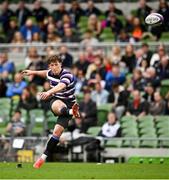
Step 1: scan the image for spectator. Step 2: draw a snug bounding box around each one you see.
[105,2,123,17]
[87,14,102,38]
[91,82,109,106]
[0,0,14,33]
[98,112,121,138]
[149,92,166,115]
[157,0,169,31]
[86,55,106,80]
[20,18,40,42]
[17,87,38,111]
[88,72,106,89]
[85,0,101,17]
[126,90,148,117]
[74,52,89,74]
[150,44,166,66]
[105,64,126,91]
[0,52,15,81]
[143,83,155,103]
[6,110,25,137]
[117,30,135,43]
[121,44,136,73]
[32,0,49,23]
[109,45,122,64]
[11,32,25,52]
[69,0,84,24]
[165,91,169,115]
[107,84,129,118]
[32,32,43,44]
[143,67,161,88]
[131,69,145,91]
[105,13,123,39]
[59,45,73,69]
[6,72,27,98]
[79,89,97,132]
[11,31,24,44]
[26,47,47,85]
[131,17,145,41]
[52,2,68,23]
[45,23,58,41]
[141,43,153,66]
[125,15,134,33]
[15,0,32,27]
[85,46,95,63]
[136,0,152,23]
[6,19,18,43]
[154,55,169,80]
[81,30,99,46]
[108,83,121,106]
[75,69,87,94]
[60,14,76,35]
[46,23,61,43]
[62,27,80,42]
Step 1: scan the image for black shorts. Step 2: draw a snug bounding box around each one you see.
[49,97,75,128]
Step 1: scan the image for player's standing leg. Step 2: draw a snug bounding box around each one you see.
[33,100,80,168]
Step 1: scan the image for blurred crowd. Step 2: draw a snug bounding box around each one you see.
[0,41,169,138]
[0,0,169,44]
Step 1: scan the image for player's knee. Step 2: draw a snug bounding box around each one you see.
[53,124,64,137]
[60,107,69,116]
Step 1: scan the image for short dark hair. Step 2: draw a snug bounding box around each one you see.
[47,55,63,64]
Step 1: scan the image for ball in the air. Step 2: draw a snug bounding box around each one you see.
[145,13,164,26]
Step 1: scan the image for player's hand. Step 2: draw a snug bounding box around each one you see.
[21,70,34,76]
[38,92,51,100]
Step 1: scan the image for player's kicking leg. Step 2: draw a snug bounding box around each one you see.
[33,100,80,169]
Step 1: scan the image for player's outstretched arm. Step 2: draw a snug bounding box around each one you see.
[22,70,48,78]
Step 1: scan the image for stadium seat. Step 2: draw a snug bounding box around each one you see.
[140,134,158,148]
[159,134,169,148]
[156,121,169,129]
[97,104,113,126]
[100,28,115,42]
[87,126,101,136]
[30,109,45,123]
[160,79,169,97]
[155,116,169,123]
[120,115,137,123]
[0,121,6,135]
[32,122,43,136]
[105,139,122,148]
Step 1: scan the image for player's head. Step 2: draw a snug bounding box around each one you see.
[47,55,63,74]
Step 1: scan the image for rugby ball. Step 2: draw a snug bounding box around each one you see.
[145,13,164,26]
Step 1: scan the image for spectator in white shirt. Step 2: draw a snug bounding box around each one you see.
[98,112,121,138]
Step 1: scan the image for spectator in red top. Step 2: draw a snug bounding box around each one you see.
[126,90,148,117]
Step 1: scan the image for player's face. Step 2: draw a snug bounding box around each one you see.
[49,62,62,75]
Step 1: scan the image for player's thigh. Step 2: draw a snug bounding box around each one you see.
[51,99,67,115]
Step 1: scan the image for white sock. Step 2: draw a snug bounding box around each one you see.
[41,154,47,161]
[69,109,73,115]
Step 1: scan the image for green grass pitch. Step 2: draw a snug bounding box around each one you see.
[0,162,169,179]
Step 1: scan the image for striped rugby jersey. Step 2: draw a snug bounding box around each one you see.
[47,68,76,102]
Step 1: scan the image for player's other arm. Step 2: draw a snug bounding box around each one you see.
[39,82,66,100]
[22,70,48,78]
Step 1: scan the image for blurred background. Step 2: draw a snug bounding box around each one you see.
[0,0,169,164]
